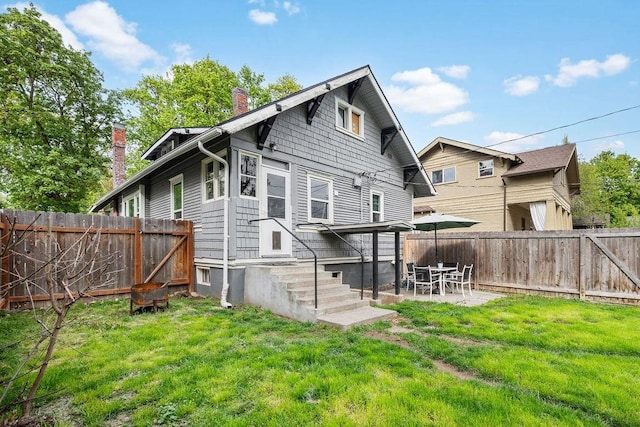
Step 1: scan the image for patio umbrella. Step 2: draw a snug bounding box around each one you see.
[412,213,480,259]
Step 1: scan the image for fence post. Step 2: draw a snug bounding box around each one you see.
[579,233,587,300]
[134,218,143,285]
[186,221,194,293]
[0,213,10,310]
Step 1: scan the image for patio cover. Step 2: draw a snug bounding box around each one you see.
[319,220,416,299]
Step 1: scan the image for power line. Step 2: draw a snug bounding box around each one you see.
[485,104,640,149]
[572,129,640,144]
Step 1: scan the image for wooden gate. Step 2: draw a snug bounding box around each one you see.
[0,210,194,310]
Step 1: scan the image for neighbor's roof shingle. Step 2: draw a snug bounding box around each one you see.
[502,143,576,177]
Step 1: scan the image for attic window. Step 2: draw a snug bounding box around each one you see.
[479,159,494,178]
[335,98,364,139]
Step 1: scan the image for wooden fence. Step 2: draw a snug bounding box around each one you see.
[404,228,640,304]
[0,210,194,310]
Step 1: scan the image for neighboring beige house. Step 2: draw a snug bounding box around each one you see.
[416,137,580,231]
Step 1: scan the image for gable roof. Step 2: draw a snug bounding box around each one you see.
[417,136,520,162]
[91,65,434,212]
[501,143,576,177]
[142,127,210,160]
[502,143,580,195]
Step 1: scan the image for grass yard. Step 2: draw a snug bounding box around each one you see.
[1,294,639,426]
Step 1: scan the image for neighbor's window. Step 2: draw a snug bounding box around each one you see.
[371,190,384,222]
[308,175,333,223]
[240,152,258,198]
[170,175,183,219]
[336,98,364,138]
[202,153,227,202]
[479,159,494,177]
[431,167,456,184]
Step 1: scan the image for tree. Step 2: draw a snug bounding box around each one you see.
[572,150,640,227]
[0,214,118,420]
[123,58,302,177]
[0,6,122,213]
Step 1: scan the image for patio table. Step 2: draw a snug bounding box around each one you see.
[418,265,456,295]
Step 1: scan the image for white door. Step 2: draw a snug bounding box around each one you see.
[259,165,292,257]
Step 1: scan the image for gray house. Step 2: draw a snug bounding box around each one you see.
[92,65,435,324]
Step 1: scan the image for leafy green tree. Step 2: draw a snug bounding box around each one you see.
[572,150,640,227]
[0,5,121,212]
[123,58,302,177]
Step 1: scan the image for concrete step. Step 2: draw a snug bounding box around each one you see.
[314,298,371,315]
[287,283,350,298]
[282,276,343,288]
[296,289,360,306]
[274,271,339,282]
[317,306,397,330]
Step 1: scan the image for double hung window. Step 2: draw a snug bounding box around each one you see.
[307,175,333,223]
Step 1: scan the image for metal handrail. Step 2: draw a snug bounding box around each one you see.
[300,223,365,300]
[248,217,318,309]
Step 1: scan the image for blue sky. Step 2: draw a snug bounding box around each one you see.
[9,0,639,160]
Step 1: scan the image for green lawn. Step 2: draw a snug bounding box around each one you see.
[1,295,638,426]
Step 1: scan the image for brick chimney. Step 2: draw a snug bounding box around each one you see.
[232,87,249,116]
[112,122,126,188]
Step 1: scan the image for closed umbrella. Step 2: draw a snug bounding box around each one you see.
[412,213,480,259]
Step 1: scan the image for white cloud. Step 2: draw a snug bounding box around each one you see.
[431,111,476,127]
[283,1,301,15]
[483,131,545,153]
[384,67,469,114]
[438,65,470,80]
[545,53,631,87]
[65,1,163,71]
[249,9,277,25]
[504,75,540,96]
[9,2,84,49]
[596,139,625,152]
[170,43,193,65]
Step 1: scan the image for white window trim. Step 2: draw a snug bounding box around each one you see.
[196,266,211,286]
[431,166,457,185]
[370,189,384,222]
[335,97,365,140]
[478,159,494,178]
[169,174,184,220]
[121,185,145,218]
[201,151,227,203]
[307,173,334,224]
[239,151,260,199]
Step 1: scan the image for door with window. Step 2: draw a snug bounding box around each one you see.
[259,165,292,256]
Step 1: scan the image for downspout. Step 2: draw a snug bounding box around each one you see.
[197,132,232,308]
[502,178,507,231]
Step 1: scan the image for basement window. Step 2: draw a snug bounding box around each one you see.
[196,267,211,286]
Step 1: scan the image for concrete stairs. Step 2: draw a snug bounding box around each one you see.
[244,264,396,330]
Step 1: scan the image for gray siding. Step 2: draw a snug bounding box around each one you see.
[143,84,413,264]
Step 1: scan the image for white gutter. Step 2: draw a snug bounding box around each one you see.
[196,131,232,308]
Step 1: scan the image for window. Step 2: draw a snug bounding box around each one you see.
[335,98,364,138]
[196,266,210,286]
[170,175,183,219]
[431,167,456,184]
[202,153,227,202]
[307,175,333,223]
[479,159,494,177]
[240,152,258,198]
[371,191,384,222]
[122,187,144,218]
